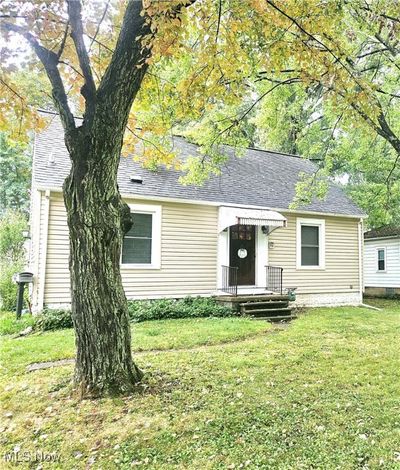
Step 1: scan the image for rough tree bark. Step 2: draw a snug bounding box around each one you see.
[60,0,152,397]
[1,0,193,397]
[63,127,142,396]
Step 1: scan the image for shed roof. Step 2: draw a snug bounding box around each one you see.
[364,226,400,239]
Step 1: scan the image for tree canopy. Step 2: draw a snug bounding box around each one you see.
[1,1,399,226]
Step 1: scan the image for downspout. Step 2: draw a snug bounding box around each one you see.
[358,218,364,303]
[31,189,42,311]
[38,190,51,312]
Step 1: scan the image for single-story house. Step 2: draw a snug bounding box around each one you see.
[28,115,365,311]
[364,226,400,297]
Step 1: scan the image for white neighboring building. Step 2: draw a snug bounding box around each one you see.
[364,227,400,297]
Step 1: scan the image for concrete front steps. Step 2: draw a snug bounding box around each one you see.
[215,294,296,322]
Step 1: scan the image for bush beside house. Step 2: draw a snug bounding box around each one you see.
[0,297,235,335]
[127,297,233,322]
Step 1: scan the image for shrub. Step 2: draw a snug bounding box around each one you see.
[0,262,24,311]
[0,311,35,336]
[0,210,27,310]
[0,210,27,261]
[34,308,73,331]
[127,296,234,322]
[30,297,234,332]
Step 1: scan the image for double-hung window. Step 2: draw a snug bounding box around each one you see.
[296,218,325,269]
[377,248,386,272]
[121,204,161,269]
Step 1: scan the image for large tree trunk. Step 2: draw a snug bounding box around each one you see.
[3,0,189,399]
[63,126,142,398]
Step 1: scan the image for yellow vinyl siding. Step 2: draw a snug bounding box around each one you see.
[30,190,52,309]
[44,194,70,304]
[43,193,218,304]
[121,199,218,298]
[268,213,360,294]
[41,192,360,304]
[30,189,45,308]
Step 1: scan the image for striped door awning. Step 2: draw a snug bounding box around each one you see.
[238,217,286,226]
[218,206,287,232]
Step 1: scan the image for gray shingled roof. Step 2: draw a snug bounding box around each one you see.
[364,226,400,239]
[33,114,364,217]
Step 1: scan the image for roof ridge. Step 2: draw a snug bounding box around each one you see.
[247,146,303,159]
[37,112,316,161]
[173,135,312,161]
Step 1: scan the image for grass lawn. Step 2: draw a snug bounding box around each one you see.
[1,303,399,469]
[0,311,35,336]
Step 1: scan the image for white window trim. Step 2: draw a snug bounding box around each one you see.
[296,218,326,270]
[376,247,387,273]
[121,203,161,270]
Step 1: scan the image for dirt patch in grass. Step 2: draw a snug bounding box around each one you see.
[26,324,282,372]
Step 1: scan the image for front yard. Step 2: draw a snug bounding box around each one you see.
[1,303,400,469]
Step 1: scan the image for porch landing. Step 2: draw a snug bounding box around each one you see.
[214,293,296,323]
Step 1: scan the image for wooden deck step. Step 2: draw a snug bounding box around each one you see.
[240,300,289,310]
[247,307,292,317]
[251,314,297,322]
[225,294,290,303]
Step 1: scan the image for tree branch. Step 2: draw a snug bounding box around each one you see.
[0,22,75,133]
[86,34,114,53]
[214,77,300,144]
[95,0,152,133]
[57,21,69,59]
[0,78,25,102]
[265,0,366,90]
[66,0,96,124]
[59,60,84,78]
[89,0,111,53]
[374,33,399,57]
[357,47,388,59]
[356,4,400,25]
[215,0,222,44]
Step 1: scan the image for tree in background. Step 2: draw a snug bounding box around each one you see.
[0,134,31,215]
[144,1,400,226]
[252,83,330,158]
[1,0,399,396]
[0,210,27,311]
[251,83,400,228]
[250,2,400,227]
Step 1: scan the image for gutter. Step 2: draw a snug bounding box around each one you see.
[34,185,366,220]
[364,235,400,241]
